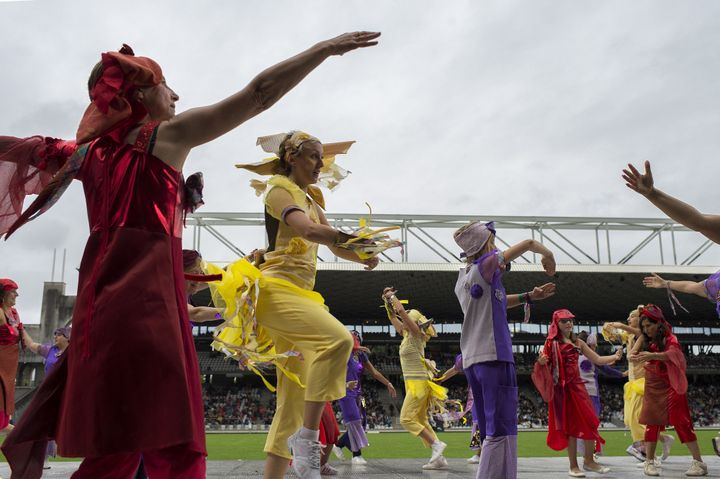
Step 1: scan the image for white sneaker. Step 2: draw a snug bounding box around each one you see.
[685,459,708,477]
[320,463,338,476]
[287,431,322,479]
[661,435,675,461]
[467,454,480,464]
[351,455,367,465]
[627,444,646,462]
[430,440,447,463]
[644,461,660,476]
[422,456,449,470]
[331,445,345,460]
[637,458,661,468]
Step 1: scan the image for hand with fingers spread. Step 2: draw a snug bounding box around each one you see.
[529,282,556,301]
[622,160,654,197]
[643,273,667,289]
[324,31,381,56]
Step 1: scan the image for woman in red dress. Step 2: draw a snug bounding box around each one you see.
[629,304,708,477]
[0,32,380,479]
[533,309,622,477]
[0,279,23,434]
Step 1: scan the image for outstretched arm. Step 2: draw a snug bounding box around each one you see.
[623,161,720,244]
[383,287,422,336]
[507,282,556,309]
[156,32,380,169]
[503,239,555,276]
[579,339,623,366]
[21,330,43,355]
[188,305,224,323]
[642,273,707,298]
[364,359,397,398]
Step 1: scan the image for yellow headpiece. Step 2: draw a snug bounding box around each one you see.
[408,309,437,337]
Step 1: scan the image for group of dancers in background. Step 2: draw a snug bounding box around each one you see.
[0,26,719,479]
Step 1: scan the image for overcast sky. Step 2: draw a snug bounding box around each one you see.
[2,0,720,322]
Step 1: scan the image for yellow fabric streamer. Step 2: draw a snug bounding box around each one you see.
[624,377,645,400]
[206,258,328,391]
[334,203,403,260]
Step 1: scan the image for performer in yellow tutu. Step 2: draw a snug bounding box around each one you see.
[603,305,674,466]
[211,131,399,479]
[382,286,450,471]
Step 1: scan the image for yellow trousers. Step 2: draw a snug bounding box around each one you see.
[258,281,353,459]
[624,378,646,442]
[400,379,445,447]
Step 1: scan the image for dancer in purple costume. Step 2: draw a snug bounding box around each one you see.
[453,221,556,479]
[335,330,396,465]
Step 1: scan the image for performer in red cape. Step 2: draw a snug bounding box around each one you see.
[0,279,24,434]
[0,32,380,479]
[533,309,622,477]
[629,304,708,477]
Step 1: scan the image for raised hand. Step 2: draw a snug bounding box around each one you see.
[643,273,666,289]
[541,253,556,276]
[324,31,381,56]
[622,160,654,197]
[529,282,556,301]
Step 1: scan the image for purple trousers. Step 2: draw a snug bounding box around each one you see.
[465,361,518,479]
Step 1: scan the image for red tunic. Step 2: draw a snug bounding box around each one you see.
[0,308,21,416]
[546,341,605,451]
[2,123,206,468]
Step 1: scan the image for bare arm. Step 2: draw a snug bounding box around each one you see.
[506,283,556,309]
[579,339,623,366]
[364,359,397,398]
[382,288,405,335]
[382,287,422,336]
[607,322,641,337]
[623,161,720,244]
[0,309,6,326]
[435,365,460,383]
[317,208,378,270]
[628,335,646,360]
[187,305,223,323]
[21,330,41,355]
[503,239,555,276]
[155,32,380,170]
[642,273,707,298]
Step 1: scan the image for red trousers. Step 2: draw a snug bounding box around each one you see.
[645,424,696,444]
[70,444,205,479]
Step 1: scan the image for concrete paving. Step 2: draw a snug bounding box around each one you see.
[3,456,720,478]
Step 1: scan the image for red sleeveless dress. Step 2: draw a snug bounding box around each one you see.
[2,123,206,466]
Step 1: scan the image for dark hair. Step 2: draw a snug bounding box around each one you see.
[577,331,589,343]
[639,316,667,352]
[87,61,104,100]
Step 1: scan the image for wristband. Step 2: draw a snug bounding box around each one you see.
[214,312,223,320]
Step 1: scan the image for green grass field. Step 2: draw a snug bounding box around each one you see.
[26,429,719,463]
[198,429,720,461]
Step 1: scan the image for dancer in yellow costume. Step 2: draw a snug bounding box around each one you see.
[603,305,674,466]
[212,131,399,479]
[382,286,450,470]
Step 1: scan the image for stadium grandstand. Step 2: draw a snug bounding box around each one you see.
[15,213,720,435]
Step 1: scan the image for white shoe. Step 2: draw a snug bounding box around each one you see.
[320,463,338,476]
[422,456,449,470]
[567,470,585,478]
[627,444,646,462]
[644,461,660,476]
[430,440,447,463]
[583,462,610,474]
[685,459,708,477]
[287,431,322,479]
[331,445,345,460]
[661,435,675,461]
[637,458,661,468]
[351,455,367,465]
[467,454,480,464]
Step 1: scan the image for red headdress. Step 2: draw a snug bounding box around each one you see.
[640,303,688,394]
[532,309,576,402]
[1,45,162,238]
[0,279,18,291]
[76,44,163,144]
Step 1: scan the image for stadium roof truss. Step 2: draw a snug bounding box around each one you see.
[187,212,719,267]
